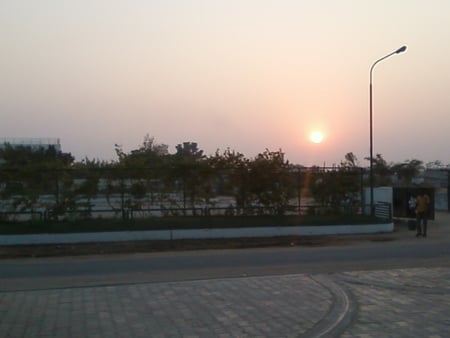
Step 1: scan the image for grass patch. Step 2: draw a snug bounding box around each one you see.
[0,214,388,235]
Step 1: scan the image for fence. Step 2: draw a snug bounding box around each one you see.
[0,166,370,222]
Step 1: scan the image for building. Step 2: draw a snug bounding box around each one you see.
[0,137,61,152]
[423,169,450,211]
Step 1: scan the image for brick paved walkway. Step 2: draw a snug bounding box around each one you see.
[1,267,450,337]
[338,268,450,338]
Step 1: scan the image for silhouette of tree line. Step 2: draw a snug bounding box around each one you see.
[0,135,428,221]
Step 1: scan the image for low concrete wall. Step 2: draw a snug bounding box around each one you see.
[0,223,394,246]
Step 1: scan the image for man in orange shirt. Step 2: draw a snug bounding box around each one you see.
[416,190,431,237]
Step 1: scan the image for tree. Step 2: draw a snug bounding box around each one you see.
[426,160,446,169]
[169,142,210,213]
[365,153,393,186]
[247,149,296,214]
[138,134,169,156]
[111,136,171,217]
[174,142,204,160]
[71,158,109,216]
[209,148,251,213]
[0,144,75,218]
[310,154,363,213]
[341,152,359,168]
[392,159,424,186]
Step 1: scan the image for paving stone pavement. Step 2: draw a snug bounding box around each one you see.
[2,212,450,337]
[1,267,450,337]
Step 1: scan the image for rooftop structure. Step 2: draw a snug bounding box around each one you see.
[0,137,61,152]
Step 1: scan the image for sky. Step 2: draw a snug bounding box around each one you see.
[1,1,450,167]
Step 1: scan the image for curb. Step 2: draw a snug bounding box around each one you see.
[0,223,394,246]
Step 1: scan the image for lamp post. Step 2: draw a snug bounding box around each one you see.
[369,45,407,215]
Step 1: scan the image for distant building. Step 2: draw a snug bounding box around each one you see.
[423,169,449,189]
[0,137,61,152]
[423,169,450,211]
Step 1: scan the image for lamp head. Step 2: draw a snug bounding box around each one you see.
[395,46,407,54]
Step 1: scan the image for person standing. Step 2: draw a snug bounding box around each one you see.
[408,195,416,218]
[416,190,431,237]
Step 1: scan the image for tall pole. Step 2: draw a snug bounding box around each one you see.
[369,45,407,215]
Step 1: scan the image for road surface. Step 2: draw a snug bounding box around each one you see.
[1,235,449,291]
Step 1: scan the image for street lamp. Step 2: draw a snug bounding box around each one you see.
[369,45,407,215]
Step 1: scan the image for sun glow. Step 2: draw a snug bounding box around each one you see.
[309,131,324,144]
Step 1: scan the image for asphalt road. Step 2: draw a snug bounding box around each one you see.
[2,236,450,291]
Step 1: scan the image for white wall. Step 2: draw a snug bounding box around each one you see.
[364,186,393,216]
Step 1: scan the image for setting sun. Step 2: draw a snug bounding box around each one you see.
[310,131,324,144]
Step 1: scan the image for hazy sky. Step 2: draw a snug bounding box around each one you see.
[1,1,450,166]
